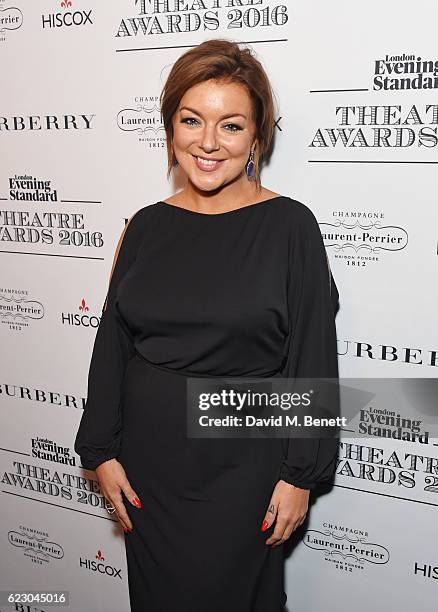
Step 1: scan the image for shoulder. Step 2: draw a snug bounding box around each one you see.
[275,196,321,234]
[116,203,158,246]
[124,202,156,232]
[109,204,156,271]
[278,196,318,221]
[277,198,328,261]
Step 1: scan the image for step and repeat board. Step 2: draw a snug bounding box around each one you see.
[1,1,437,611]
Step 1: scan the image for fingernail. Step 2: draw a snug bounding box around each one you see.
[132,497,142,508]
[123,527,128,533]
[261,520,269,532]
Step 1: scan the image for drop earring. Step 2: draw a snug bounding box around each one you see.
[246,147,255,180]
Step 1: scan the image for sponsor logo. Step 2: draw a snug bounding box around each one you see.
[42,0,93,30]
[0,3,23,43]
[8,525,64,565]
[61,298,102,328]
[321,210,408,267]
[79,550,123,580]
[303,522,389,574]
[374,54,438,91]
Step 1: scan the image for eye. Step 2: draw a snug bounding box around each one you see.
[180,117,199,126]
[223,123,243,132]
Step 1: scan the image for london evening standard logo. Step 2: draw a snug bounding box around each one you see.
[9,174,58,202]
[310,51,438,153]
[357,407,430,445]
[0,3,23,43]
[32,436,77,467]
[374,53,438,91]
[41,0,93,30]
[302,522,389,574]
[115,0,289,39]
[320,210,408,268]
[8,524,64,565]
[342,379,436,444]
[0,174,105,254]
[322,380,438,503]
[117,95,165,147]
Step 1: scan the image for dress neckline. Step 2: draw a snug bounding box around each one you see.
[156,195,284,217]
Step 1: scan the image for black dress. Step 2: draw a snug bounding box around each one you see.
[74,195,339,612]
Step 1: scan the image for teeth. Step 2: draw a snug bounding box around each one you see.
[197,156,218,166]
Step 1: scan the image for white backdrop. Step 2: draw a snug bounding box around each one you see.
[1,1,437,611]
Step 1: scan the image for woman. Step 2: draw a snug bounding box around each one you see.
[74,38,339,612]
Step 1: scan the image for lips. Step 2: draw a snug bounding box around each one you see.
[192,154,225,172]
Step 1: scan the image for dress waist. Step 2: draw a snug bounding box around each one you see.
[133,348,282,379]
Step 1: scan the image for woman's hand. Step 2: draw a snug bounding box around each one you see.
[260,479,310,547]
[95,458,142,533]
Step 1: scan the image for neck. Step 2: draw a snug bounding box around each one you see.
[177,176,263,214]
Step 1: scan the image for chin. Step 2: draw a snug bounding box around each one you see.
[192,184,224,195]
[188,175,226,191]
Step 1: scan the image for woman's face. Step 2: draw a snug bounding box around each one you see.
[171,79,257,192]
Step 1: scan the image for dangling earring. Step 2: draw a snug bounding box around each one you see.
[246,147,255,180]
[172,150,179,167]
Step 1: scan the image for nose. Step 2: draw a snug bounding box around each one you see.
[199,123,220,153]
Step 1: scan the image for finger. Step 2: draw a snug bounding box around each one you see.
[110,490,133,531]
[272,512,307,546]
[121,479,142,510]
[104,493,130,532]
[272,523,295,547]
[265,517,288,545]
[297,513,307,528]
[260,500,277,532]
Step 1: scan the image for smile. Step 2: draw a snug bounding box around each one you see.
[192,155,225,172]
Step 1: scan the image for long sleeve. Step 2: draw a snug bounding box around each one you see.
[74,209,145,471]
[279,201,340,490]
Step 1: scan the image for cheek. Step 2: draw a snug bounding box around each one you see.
[221,135,251,157]
[172,126,193,150]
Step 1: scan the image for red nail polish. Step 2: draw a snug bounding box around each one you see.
[261,520,269,532]
[123,527,128,533]
[132,497,142,508]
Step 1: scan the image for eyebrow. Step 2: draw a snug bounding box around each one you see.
[179,106,247,120]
